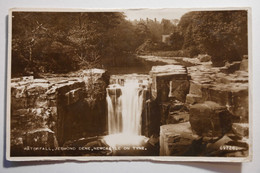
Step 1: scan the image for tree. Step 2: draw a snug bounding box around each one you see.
[134,21,151,45]
[11,12,133,76]
[169,30,184,50]
[177,10,248,66]
[161,19,174,34]
[146,18,163,42]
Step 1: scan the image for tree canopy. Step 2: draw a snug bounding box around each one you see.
[12,12,142,76]
[11,10,248,77]
[177,10,248,66]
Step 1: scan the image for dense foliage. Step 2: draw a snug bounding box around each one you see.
[135,10,248,66]
[12,12,143,76]
[177,10,248,66]
[11,10,248,76]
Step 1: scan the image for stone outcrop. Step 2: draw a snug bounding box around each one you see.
[148,65,190,138]
[11,52,249,157]
[150,65,189,102]
[10,69,108,156]
[189,101,234,137]
[153,55,249,157]
[160,122,200,156]
[205,134,249,157]
[160,101,189,125]
[186,63,248,123]
[232,123,249,138]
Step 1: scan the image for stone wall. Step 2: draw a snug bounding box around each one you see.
[10,69,108,156]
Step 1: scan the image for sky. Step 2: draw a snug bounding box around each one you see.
[122,8,191,21]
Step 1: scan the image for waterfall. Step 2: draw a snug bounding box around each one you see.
[106,79,145,136]
[104,75,150,147]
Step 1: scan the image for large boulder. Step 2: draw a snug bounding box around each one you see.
[168,80,190,102]
[150,65,189,102]
[26,128,58,147]
[232,123,249,138]
[160,122,201,156]
[166,111,189,124]
[190,101,234,137]
[201,85,248,123]
[220,61,241,74]
[205,134,248,157]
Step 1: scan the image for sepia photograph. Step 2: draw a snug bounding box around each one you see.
[6,8,251,162]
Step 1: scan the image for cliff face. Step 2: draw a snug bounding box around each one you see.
[10,55,249,157]
[10,69,109,156]
[186,59,248,123]
[149,56,249,157]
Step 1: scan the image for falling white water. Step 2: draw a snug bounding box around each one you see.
[107,79,145,135]
[122,80,144,135]
[105,76,149,147]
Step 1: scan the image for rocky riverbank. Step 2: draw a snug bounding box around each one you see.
[10,69,109,156]
[140,54,249,157]
[10,54,249,157]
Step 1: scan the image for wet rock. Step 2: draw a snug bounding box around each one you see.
[168,101,189,112]
[187,63,248,123]
[12,108,30,116]
[189,81,203,96]
[11,97,27,110]
[64,88,83,105]
[26,128,58,148]
[142,135,160,156]
[11,69,109,156]
[230,89,248,123]
[203,85,248,122]
[168,80,190,102]
[110,74,150,85]
[190,101,234,137]
[107,87,122,97]
[220,61,241,74]
[27,83,49,96]
[224,150,248,157]
[150,65,188,102]
[33,79,49,83]
[167,111,189,124]
[11,85,27,98]
[82,68,106,82]
[62,136,112,156]
[34,94,49,108]
[10,137,25,156]
[186,94,203,104]
[205,135,248,157]
[56,80,85,95]
[160,122,200,156]
[160,102,171,125]
[160,101,189,125]
[232,123,249,138]
[148,134,159,146]
[48,99,57,107]
[205,135,232,154]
